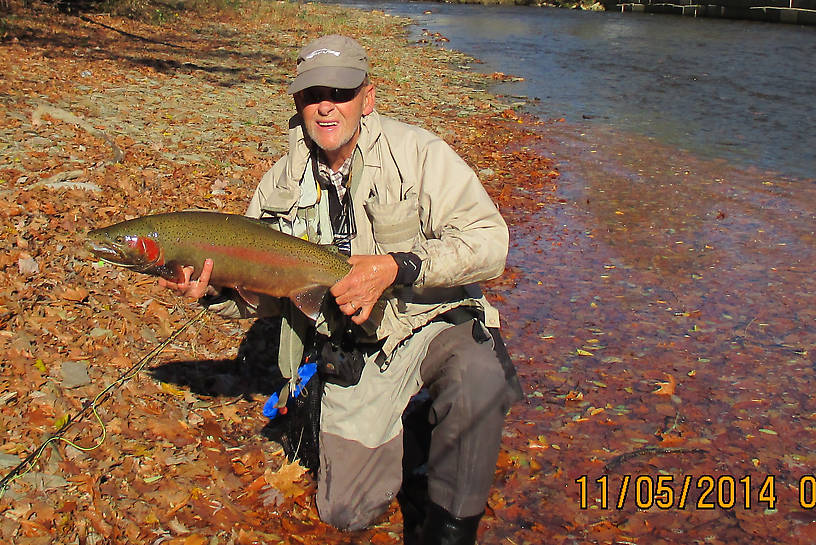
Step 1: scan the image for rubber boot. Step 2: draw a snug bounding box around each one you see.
[419,502,483,545]
[400,391,434,545]
[399,483,426,545]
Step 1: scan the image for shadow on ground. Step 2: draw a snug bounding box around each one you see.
[2,7,284,87]
[149,316,284,399]
[148,316,322,470]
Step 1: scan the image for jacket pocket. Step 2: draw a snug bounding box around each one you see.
[364,194,421,253]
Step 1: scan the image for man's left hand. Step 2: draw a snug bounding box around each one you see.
[331,254,398,325]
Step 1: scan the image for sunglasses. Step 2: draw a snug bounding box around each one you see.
[299,85,363,106]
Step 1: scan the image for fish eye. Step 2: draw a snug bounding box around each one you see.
[115,235,124,244]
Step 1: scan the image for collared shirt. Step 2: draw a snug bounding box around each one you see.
[315,151,355,255]
[316,153,353,202]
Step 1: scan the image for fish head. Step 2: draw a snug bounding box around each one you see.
[85,220,164,272]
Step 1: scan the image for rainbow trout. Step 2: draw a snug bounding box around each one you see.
[85,211,351,319]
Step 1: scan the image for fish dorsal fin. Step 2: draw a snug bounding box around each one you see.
[290,285,330,321]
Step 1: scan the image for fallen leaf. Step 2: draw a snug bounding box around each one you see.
[262,460,309,502]
[61,286,89,302]
[565,390,584,401]
[160,382,186,397]
[653,373,677,396]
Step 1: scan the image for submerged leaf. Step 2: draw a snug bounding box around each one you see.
[653,373,677,396]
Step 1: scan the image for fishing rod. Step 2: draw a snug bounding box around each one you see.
[0,307,207,496]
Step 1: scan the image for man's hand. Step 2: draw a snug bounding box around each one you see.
[158,258,216,300]
[331,254,398,325]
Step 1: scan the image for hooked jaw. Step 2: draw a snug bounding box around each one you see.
[84,235,133,267]
[84,232,161,270]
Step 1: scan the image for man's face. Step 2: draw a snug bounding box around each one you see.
[294,83,375,166]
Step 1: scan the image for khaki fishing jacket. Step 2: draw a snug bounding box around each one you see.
[250,110,508,341]
[206,111,508,444]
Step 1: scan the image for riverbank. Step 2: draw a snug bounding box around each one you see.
[0,2,557,543]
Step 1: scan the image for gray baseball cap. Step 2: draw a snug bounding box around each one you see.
[288,35,369,95]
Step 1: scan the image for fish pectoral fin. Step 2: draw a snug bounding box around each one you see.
[235,286,260,308]
[290,285,330,321]
[153,261,185,284]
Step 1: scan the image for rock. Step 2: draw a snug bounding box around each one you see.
[38,181,102,192]
[10,331,35,353]
[60,360,91,389]
[20,471,69,490]
[89,327,112,339]
[140,327,158,344]
[17,253,39,276]
[25,136,52,147]
[0,453,22,469]
[29,170,101,192]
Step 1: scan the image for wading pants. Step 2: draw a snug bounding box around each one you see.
[316,320,513,530]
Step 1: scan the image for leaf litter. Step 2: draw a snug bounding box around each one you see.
[0,1,556,544]
[4,1,813,544]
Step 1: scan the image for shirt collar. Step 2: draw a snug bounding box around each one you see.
[315,149,354,201]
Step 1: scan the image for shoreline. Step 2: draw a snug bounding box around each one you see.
[0,2,556,543]
[418,0,605,9]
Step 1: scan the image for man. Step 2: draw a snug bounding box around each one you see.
[162,35,521,545]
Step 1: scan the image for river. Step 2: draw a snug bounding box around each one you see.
[325,4,815,544]
[328,1,816,181]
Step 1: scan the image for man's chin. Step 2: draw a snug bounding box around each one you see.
[312,136,352,155]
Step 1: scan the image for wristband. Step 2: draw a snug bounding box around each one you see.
[389,252,422,286]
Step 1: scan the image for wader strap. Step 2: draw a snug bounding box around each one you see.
[276,300,310,408]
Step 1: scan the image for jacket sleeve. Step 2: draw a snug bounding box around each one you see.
[411,137,509,288]
[247,156,294,219]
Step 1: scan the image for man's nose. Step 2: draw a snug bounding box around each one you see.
[317,100,336,115]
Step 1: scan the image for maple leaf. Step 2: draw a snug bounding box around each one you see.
[262,460,309,503]
[653,373,677,396]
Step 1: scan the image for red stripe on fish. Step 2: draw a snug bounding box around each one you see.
[189,241,310,268]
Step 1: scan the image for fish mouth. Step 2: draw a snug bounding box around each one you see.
[83,237,139,268]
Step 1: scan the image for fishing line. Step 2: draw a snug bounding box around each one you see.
[0,307,207,498]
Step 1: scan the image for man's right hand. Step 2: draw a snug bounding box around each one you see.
[158,258,216,300]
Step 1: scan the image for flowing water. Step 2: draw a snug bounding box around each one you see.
[331,1,816,181]
[326,3,815,542]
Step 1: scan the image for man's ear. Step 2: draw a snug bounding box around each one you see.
[362,85,375,116]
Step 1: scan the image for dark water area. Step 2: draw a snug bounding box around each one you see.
[323,3,816,543]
